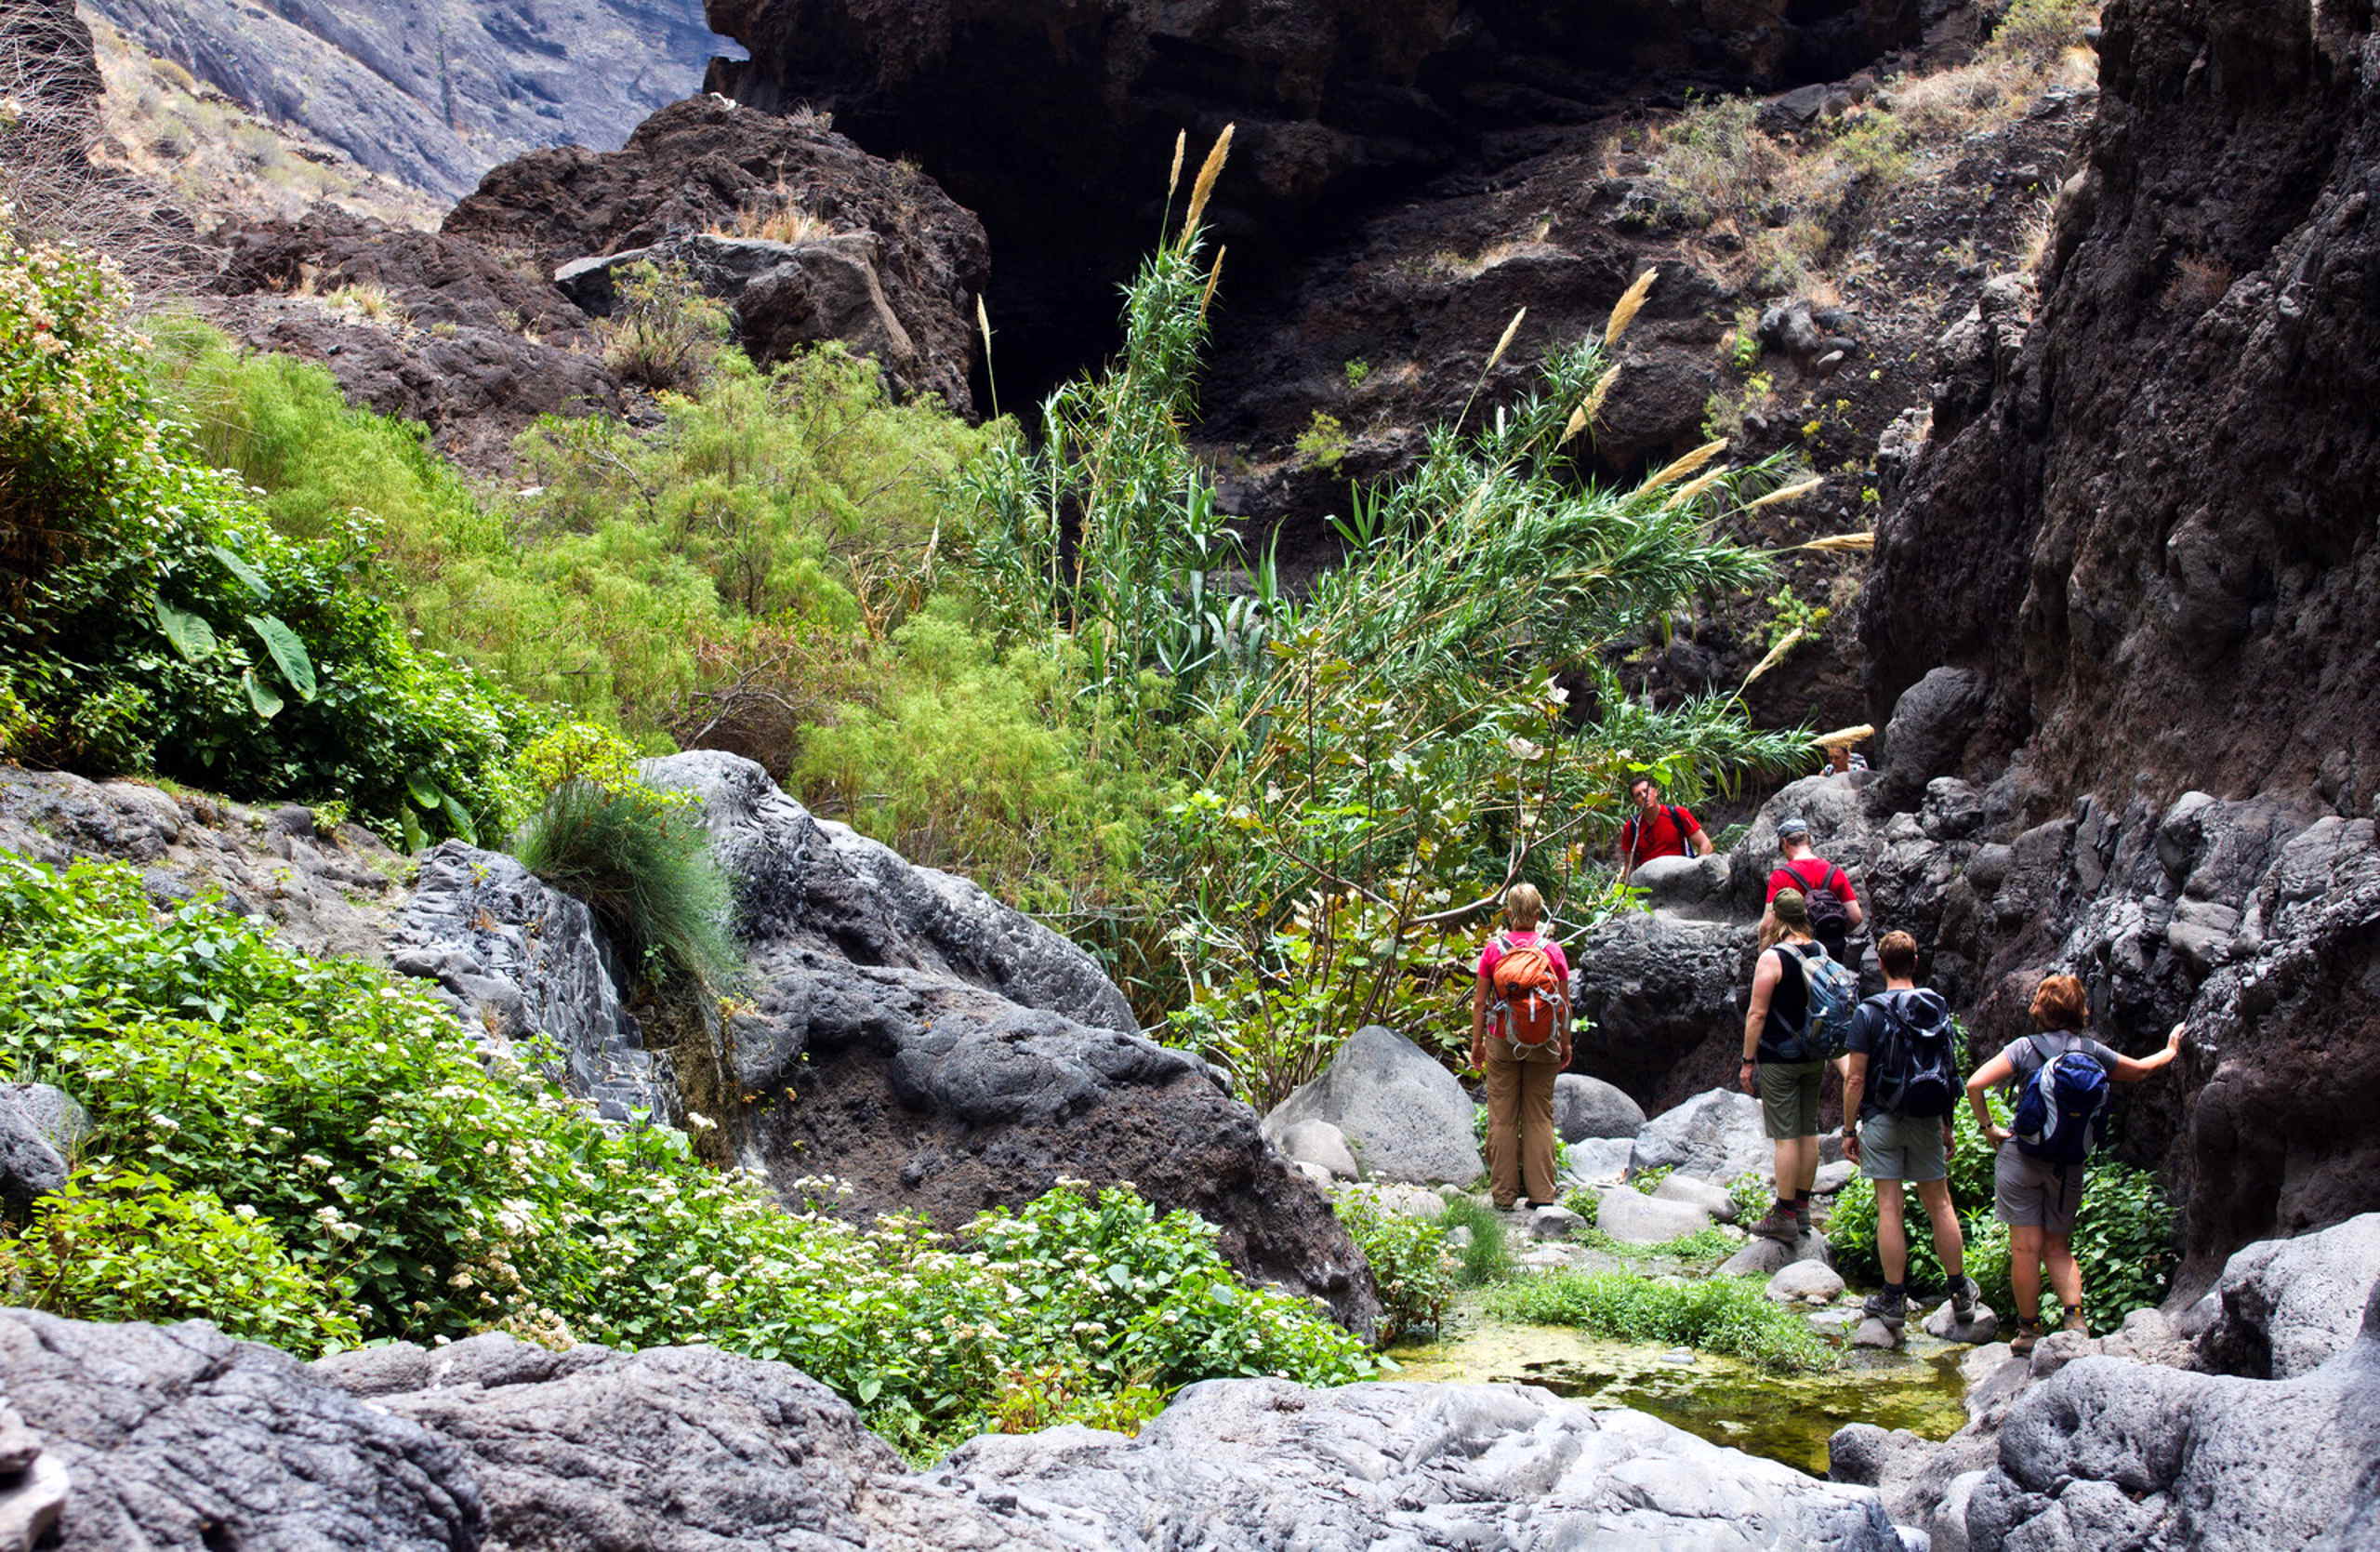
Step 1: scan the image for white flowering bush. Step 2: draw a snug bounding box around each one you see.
[0,850,1370,1452]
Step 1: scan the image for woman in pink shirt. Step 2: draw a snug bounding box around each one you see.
[1471,883,1572,1208]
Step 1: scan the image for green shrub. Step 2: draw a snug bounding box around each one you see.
[0,852,1370,1453]
[599,261,731,391]
[3,1166,361,1355]
[1485,1272,1832,1373]
[1990,0,2096,63]
[0,229,534,840]
[1439,1196,1514,1288]
[1577,1225,1738,1265]
[513,724,739,992]
[1333,1189,1455,1343]
[1558,1186,1601,1228]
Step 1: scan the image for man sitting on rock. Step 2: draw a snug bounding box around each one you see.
[1765,816,1863,963]
[1841,931,1977,1328]
[1615,775,1713,884]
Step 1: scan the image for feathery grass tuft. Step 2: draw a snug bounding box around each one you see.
[1200,247,1226,320]
[1746,475,1826,511]
[1640,438,1728,494]
[1662,466,1729,511]
[1604,269,1658,350]
[1811,723,1876,749]
[1178,124,1235,246]
[1795,531,1875,552]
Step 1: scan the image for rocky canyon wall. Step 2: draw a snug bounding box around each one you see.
[1858,0,2380,1282]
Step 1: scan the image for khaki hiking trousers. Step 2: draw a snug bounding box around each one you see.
[1482,1048,1559,1206]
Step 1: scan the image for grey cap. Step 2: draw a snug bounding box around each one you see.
[1776,816,1811,840]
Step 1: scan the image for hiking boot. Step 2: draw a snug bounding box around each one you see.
[2009,1318,2043,1358]
[2062,1305,2090,1336]
[1948,1275,1980,1320]
[1863,1286,1908,1326]
[1751,1205,1800,1243]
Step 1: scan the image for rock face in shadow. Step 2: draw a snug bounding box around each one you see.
[703,0,1945,407]
[1861,0,2380,801]
[642,750,1381,1333]
[448,95,987,412]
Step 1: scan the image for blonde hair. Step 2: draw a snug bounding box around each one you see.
[1759,888,1812,950]
[1503,882,1545,929]
[2030,974,2090,1030]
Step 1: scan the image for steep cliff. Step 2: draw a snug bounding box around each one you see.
[1860,0,2380,1279]
[82,0,736,198]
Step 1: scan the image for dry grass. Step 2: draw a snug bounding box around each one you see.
[79,18,439,231]
[721,189,836,245]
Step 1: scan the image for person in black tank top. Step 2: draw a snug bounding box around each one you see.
[1740,889,1828,1243]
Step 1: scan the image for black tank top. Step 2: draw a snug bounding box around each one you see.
[1760,942,1816,1060]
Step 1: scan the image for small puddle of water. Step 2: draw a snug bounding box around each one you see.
[1387,1305,1969,1478]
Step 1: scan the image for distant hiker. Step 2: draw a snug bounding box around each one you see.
[1765,816,1864,962]
[1471,883,1571,1210]
[1740,888,1856,1242]
[1819,743,1870,777]
[1841,931,1977,1327]
[1617,776,1714,883]
[1964,973,2186,1355]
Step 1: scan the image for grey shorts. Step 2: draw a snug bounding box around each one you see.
[1858,1111,1949,1183]
[1994,1144,2085,1233]
[1757,1060,1825,1139]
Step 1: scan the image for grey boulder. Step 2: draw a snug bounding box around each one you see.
[1719,1229,1833,1277]
[1653,1171,1742,1222]
[1767,1261,1846,1304]
[1559,1136,1634,1187]
[2198,1213,2380,1378]
[1554,1072,1646,1141]
[0,1309,484,1550]
[1276,1119,1359,1179]
[0,1094,66,1218]
[1633,1089,1772,1181]
[935,1378,1907,1550]
[1263,1026,1483,1187]
[1596,1187,1713,1244]
[1924,1301,2001,1346]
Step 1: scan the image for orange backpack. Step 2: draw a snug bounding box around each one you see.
[1489,932,1563,1050]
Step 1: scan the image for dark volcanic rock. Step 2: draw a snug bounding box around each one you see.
[705,0,1941,405]
[0,1308,485,1550]
[642,750,1382,1333]
[1858,0,2380,1280]
[208,208,621,467]
[448,95,987,412]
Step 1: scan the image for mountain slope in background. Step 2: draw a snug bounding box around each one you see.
[79,0,740,198]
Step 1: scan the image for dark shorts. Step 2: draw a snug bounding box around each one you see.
[1994,1145,2084,1233]
[1757,1060,1825,1139]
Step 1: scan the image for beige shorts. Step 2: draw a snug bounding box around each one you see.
[1757,1060,1826,1139]
[1995,1145,2085,1233]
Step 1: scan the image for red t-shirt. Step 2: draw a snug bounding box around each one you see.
[1477,931,1570,1040]
[1620,804,1700,868]
[1765,856,1858,903]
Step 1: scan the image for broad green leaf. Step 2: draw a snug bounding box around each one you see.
[209,543,271,598]
[407,773,443,809]
[245,615,316,700]
[399,809,428,854]
[438,791,479,847]
[242,669,284,720]
[153,601,218,663]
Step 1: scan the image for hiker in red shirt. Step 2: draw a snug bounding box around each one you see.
[1616,776,1713,883]
[1471,883,1571,1209]
[1765,816,1864,962]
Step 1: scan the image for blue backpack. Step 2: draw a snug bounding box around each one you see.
[2011,1035,2110,1165]
[1774,943,1858,1061]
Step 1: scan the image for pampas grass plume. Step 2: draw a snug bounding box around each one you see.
[1180,125,1235,245]
[1604,269,1657,350]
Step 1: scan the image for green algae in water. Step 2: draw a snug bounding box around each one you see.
[1389,1317,1969,1478]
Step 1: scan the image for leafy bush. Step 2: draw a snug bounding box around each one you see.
[512,723,740,992]
[1828,1094,2175,1333]
[599,261,731,391]
[2,1166,361,1355]
[0,852,1369,1453]
[1485,1272,1832,1373]
[1557,1187,1601,1228]
[1438,1196,1514,1288]
[1333,1189,1455,1343]
[1991,0,2097,63]
[0,229,534,840]
[1576,1225,1738,1265]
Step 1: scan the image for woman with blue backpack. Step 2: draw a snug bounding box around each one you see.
[1964,973,2186,1354]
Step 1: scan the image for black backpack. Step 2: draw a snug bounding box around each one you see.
[1868,992,1959,1119]
[1772,862,1852,948]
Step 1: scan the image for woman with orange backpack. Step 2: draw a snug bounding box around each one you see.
[1471,882,1572,1210]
